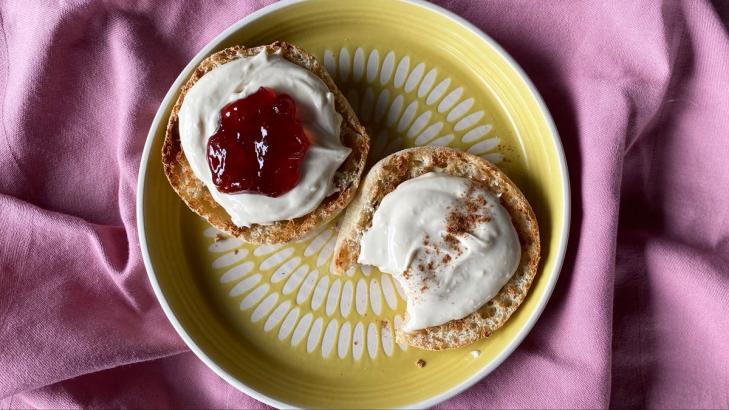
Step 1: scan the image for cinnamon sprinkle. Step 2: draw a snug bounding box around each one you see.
[445,183,493,244]
[404,182,497,299]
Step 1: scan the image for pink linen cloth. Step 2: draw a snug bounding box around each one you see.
[1,0,728,408]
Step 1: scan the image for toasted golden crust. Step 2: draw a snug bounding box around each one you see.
[332,146,540,350]
[162,42,369,244]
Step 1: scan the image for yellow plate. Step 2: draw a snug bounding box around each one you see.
[137,0,570,408]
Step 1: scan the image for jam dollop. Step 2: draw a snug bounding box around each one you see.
[207,87,310,197]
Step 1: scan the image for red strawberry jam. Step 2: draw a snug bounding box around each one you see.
[207,87,310,197]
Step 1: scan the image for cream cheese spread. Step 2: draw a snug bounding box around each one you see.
[358,172,521,331]
[178,50,351,227]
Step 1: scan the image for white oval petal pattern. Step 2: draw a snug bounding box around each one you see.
[414,122,444,145]
[291,312,312,347]
[338,48,350,82]
[353,322,365,360]
[230,273,260,297]
[397,101,418,132]
[253,243,282,257]
[221,261,253,284]
[393,56,409,88]
[369,279,382,316]
[208,47,506,361]
[462,124,493,143]
[304,229,332,256]
[404,62,425,93]
[380,274,398,310]
[366,50,379,83]
[438,87,463,113]
[406,111,431,138]
[356,279,368,315]
[379,51,396,85]
[381,322,394,357]
[338,322,352,359]
[213,249,248,269]
[367,323,378,359]
[418,68,438,97]
[278,307,299,341]
[265,300,290,332]
[468,137,500,155]
[240,284,269,310]
[209,237,243,253]
[326,278,341,316]
[307,317,324,353]
[353,48,365,82]
[321,319,338,357]
[447,97,474,122]
[282,265,308,295]
[454,110,484,131]
[252,293,278,322]
[311,276,329,311]
[296,270,319,304]
[340,280,353,317]
[426,78,450,105]
[386,95,404,127]
[271,257,300,283]
[259,247,293,270]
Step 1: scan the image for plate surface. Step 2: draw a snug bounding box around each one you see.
[138,0,570,408]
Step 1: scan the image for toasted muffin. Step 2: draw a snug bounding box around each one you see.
[162,41,369,244]
[332,146,540,350]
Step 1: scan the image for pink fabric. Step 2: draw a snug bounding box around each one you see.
[1,0,728,408]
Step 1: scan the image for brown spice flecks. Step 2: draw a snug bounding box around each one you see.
[416,359,426,368]
[443,233,459,253]
[214,233,226,242]
[465,194,487,214]
[380,320,389,329]
[445,183,493,248]
[443,233,457,245]
[403,183,497,296]
[234,249,239,255]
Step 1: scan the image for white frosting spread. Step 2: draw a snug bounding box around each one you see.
[358,172,521,331]
[178,50,351,227]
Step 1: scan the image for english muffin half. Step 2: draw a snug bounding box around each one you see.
[162,41,369,244]
[332,146,540,350]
